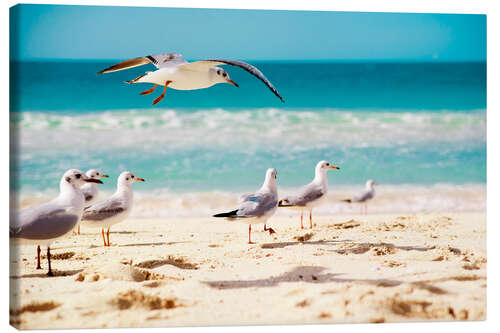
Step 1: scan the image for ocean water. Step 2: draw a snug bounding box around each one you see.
[10,61,486,215]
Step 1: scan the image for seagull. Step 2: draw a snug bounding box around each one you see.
[213,168,278,244]
[10,169,103,276]
[74,169,109,235]
[80,171,144,246]
[278,161,339,229]
[342,179,377,215]
[97,53,285,105]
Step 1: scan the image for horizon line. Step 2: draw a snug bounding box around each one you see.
[10,58,487,63]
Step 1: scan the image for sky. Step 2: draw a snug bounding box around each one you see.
[10,4,486,61]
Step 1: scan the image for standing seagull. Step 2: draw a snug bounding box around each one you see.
[213,168,279,244]
[342,180,377,215]
[74,169,109,235]
[278,161,339,229]
[97,53,285,105]
[80,171,144,246]
[10,169,102,276]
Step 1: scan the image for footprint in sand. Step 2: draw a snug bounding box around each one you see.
[135,256,198,270]
[294,233,314,242]
[10,301,60,318]
[76,262,166,282]
[329,220,361,229]
[110,290,180,311]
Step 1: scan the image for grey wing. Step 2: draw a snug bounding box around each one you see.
[146,53,187,68]
[97,53,186,74]
[97,56,152,74]
[11,207,79,240]
[352,190,374,203]
[282,184,325,207]
[181,59,284,102]
[238,192,253,204]
[83,198,125,221]
[237,192,278,218]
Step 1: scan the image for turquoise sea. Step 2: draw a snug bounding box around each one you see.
[10,61,486,215]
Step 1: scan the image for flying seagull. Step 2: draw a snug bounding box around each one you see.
[97,53,285,105]
[10,169,102,276]
[80,171,144,246]
[74,169,109,235]
[278,161,339,229]
[213,168,279,244]
[342,179,377,215]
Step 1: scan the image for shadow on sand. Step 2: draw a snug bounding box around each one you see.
[201,265,447,295]
[261,239,434,254]
[10,268,84,279]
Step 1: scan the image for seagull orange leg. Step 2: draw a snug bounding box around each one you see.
[263,224,276,234]
[36,245,41,269]
[152,81,172,105]
[300,211,304,229]
[78,225,80,235]
[101,228,107,247]
[248,225,255,244]
[309,210,313,229]
[106,228,111,246]
[47,247,54,277]
[140,84,158,95]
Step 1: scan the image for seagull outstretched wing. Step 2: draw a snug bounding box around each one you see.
[97,53,187,74]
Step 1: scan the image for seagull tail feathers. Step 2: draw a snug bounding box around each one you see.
[278,199,293,207]
[213,209,239,218]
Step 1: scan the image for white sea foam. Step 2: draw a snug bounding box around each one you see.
[13,108,486,151]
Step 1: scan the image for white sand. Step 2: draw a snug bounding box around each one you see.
[9,212,486,329]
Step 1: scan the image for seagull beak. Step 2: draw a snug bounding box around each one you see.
[86,178,103,184]
[101,174,109,178]
[227,79,239,87]
[135,178,145,182]
[329,165,340,170]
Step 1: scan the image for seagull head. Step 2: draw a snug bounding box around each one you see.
[317,160,340,173]
[86,169,109,180]
[262,168,278,191]
[213,67,238,87]
[266,168,278,181]
[366,179,377,188]
[118,171,145,187]
[62,169,103,188]
[314,161,339,184]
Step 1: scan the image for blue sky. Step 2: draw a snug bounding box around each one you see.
[10,4,486,61]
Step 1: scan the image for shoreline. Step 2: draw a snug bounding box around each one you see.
[14,183,487,218]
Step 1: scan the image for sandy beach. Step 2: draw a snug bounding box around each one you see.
[9,211,486,329]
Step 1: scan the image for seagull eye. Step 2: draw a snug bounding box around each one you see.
[96,172,99,176]
[126,177,129,181]
[76,174,81,179]
[131,175,134,178]
[223,73,227,77]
